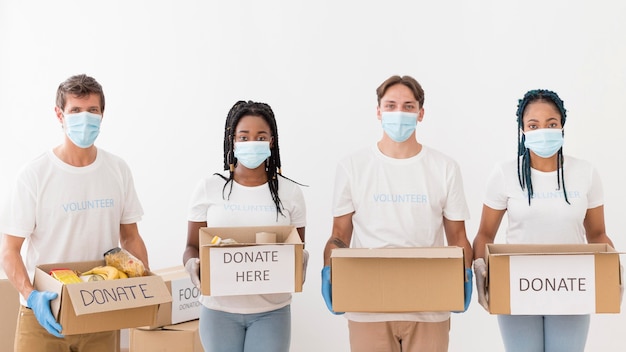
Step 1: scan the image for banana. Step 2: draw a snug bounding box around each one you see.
[88,274,106,281]
[81,265,122,280]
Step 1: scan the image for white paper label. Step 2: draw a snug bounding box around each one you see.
[209,245,295,296]
[509,255,596,314]
[170,276,202,324]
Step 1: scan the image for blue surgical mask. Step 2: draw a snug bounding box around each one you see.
[63,111,102,148]
[381,111,418,143]
[523,128,564,158]
[234,141,271,169]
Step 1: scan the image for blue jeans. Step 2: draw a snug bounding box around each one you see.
[497,315,590,352]
[199,305,291,352]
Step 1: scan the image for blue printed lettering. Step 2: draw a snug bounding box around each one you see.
[62,198,115,212]
[373,193,428,204]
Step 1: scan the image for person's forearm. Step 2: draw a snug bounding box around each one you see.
[449,237,473,268]
[121,236,150,271]
[2,251,34,300]
[473,234,490,260]
[324,237,349,266]
[183,246,200,265]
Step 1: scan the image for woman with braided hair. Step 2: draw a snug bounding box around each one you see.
[472,89,618,351]
[183,100,307,352]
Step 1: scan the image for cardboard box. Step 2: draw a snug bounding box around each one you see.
[1,278,20,351]
[331,247,465,312]
[199,226,304,296]
[130,320,202,352]
[486,243,622,315]
[34,260,172,335]
[147,266,201,329]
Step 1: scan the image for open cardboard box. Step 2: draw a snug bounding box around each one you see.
[130,320,202,352]
[199,226,304,296]
[331,246,466,312]
[34,260,172,335]
[146,266,201,329]
[486,243,622,315]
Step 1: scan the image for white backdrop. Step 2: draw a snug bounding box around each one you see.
[1,1,625,351]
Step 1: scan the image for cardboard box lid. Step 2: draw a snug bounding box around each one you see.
[200,225,302,246]
[36,260,172,316]
[331,246,463,259]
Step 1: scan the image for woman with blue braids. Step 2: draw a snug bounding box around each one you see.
[472,89,619,352]
[183,100,307,352]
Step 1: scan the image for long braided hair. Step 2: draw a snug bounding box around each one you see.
[217,100,286,218]
[516,89,569,205]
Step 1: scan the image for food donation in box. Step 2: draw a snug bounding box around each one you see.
[199,226,304,296]
[34,248,171,335]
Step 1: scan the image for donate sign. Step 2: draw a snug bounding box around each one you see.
[509,254,596,314]
[209,244,295,296]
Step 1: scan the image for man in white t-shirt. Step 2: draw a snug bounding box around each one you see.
[322,75,474,352]
[0,74,150,352]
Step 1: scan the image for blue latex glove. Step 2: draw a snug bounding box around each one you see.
[453,268,473,313]
[321,266,344,315]
[27,290,64,338]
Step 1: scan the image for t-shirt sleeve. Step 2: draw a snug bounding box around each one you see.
[286,182,307,228]
[187,178,210,222]
[587,166,604,209]
[1,169,36,238]
[120,162,144,224]
[443,161,470,221]
[332,161,354,217]
[483,164,508,211]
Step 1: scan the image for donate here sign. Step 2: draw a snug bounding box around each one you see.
[209,245,295,296]
[509,254,596,314]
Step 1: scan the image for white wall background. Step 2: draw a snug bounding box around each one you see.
[1,1,625,351]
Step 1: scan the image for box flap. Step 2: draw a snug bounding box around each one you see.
[152,266,191,281]
[331,246,463,259]
[161,319,199,331]
[64,274,172,316]
[486,243,617,256]
[200,226,300,246]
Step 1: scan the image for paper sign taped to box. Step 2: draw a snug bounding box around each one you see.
[509,254,596,315]
[209,244,295,296]
[170,276,202,323]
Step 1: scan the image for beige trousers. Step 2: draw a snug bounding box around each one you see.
[348,319,450,352]
[15,306,118,352]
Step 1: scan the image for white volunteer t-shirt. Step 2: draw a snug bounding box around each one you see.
[484,156,603,244]
[187,173,306,314]
[333,144,470,323]
[1,148,144,304]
